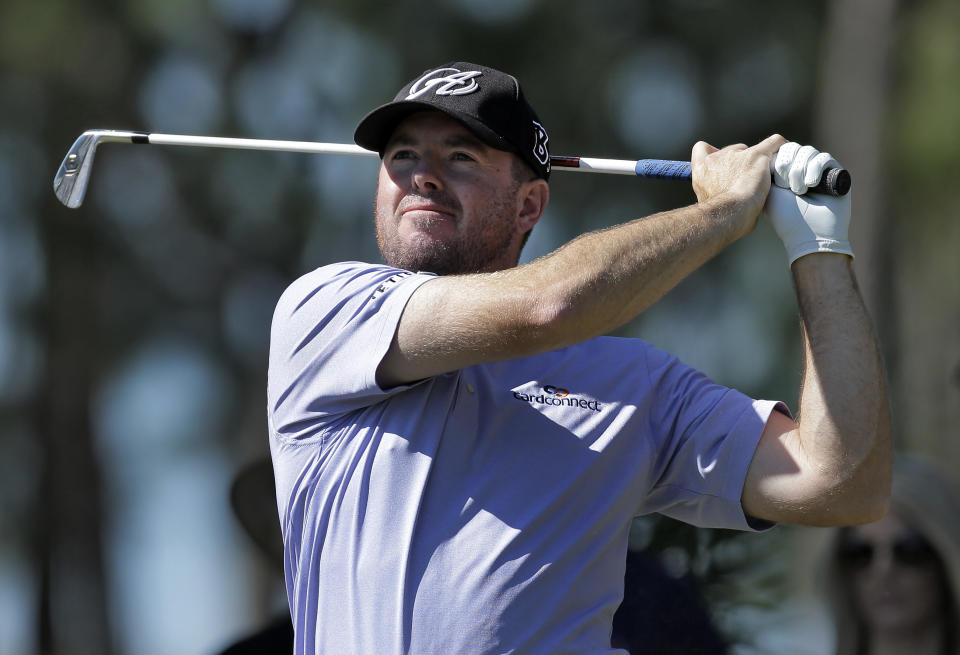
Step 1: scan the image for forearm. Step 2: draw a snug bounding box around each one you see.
[530,197,745,337]
[792,254,892,521]
[402,197,746,358]
[385,197,748,385]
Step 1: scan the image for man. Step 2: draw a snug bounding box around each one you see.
[267,62,891,654]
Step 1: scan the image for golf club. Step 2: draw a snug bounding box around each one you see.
[52,129,851,209]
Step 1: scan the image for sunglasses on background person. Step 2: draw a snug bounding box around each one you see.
[837,531,942,571]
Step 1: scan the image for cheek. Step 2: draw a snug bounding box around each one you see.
[900,568,947,606]
[376,170,398,205]
[461,179,516,219]
[374,175,401,221]
[379,159,411,193]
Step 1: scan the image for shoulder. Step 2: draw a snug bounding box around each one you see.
[275,262,426,313]
[280,261,387,298]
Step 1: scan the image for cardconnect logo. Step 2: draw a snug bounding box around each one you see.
[512,384,602,412]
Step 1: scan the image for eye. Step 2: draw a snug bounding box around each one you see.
[390,149,416,161]
[451,151,477,162]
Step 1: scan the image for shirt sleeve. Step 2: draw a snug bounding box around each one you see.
[267,262,435,442]
[636,342,789,531]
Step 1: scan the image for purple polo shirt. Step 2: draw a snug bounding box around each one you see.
[268,262,782,655]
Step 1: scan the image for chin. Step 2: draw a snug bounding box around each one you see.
[382,243,453,274]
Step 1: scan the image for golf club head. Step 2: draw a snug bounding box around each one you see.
[53,130,142,208]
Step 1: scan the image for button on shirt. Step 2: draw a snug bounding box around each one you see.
[267,262,783,655]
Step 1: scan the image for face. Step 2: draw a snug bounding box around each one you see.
[839,511,947,637]
[374,111,544,275]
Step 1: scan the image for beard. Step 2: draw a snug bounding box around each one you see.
[375,183,521,276]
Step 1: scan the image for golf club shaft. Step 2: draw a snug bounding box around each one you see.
[143,132,694,178]
[53,129,851,209]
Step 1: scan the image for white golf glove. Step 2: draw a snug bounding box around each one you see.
[764,142,853,265]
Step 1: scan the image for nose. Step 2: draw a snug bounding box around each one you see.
[872,550,893,574]
[411,155,443,193]
[865,545,897,577]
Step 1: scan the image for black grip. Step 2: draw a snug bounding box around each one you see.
[810,167,851,196]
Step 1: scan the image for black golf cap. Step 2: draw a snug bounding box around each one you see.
[354,62,551,180]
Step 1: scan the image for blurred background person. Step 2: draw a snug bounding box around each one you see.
[612,548,728,654]
[215,459,293,655]
[821,454,960,655]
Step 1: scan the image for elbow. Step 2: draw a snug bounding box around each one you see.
[825,430,894,526]
[810,489,890,528]
[834,490,890,527]
[791,420,892,527]
[845,476,892,525]
[861,495,891,524]
[856,419,894,523]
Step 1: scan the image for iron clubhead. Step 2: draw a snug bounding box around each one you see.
[53,130,143,208]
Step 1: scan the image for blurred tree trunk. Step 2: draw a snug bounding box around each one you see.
[816,0,960,465]
[813,0,898,343]
[34,202,114,654]
[885,0,960,464]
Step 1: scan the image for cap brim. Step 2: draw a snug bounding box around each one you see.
[354,100,514,156]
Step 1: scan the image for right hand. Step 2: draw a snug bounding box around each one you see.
[690,134,788,237]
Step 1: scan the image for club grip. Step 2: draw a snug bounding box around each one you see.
[809,167,851,196]
[633,160,850,196]
[634,159,692,180]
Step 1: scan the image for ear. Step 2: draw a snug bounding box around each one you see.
[516,178,549,234]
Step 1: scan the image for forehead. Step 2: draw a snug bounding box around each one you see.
[386,111,488,148]
[849,510,913,542]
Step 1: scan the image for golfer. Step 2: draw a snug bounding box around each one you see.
[267,62,891,654]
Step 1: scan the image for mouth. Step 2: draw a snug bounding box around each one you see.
[398,193,458,218]
[400,203,455,218]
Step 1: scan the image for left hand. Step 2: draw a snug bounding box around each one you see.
[764,142,853,264]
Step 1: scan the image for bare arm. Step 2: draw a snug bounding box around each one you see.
[378,135,787,386]
[742,253,892,525]
[381,199,743,384]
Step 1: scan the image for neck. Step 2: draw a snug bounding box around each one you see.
[870,624,944,655]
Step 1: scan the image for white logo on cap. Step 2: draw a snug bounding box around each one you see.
[406,68,482,100]
[532,121,550,169]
